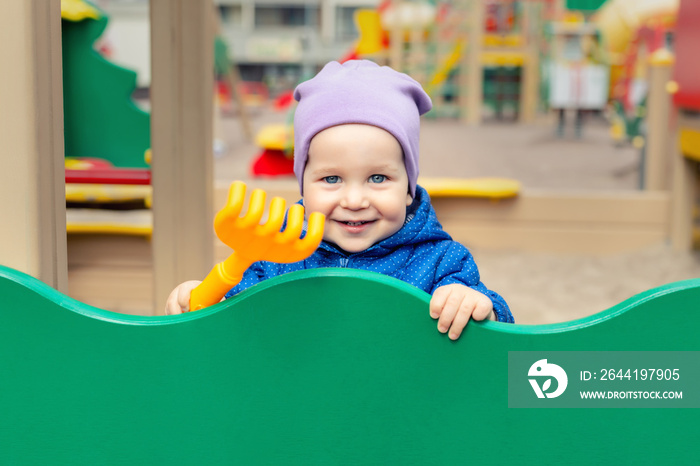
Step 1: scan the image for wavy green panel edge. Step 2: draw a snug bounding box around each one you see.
[0,264,698,465]
[1,263,696,333]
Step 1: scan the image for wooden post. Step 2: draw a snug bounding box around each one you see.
[150,0,215,312]
[670,112,699,252]
[224,63,254,142]
[460,0,484,125]
[431,17,447,114]
[409,26,426,85]
[644,49,675,191]
[215,11,253,142]
[518,1,538,123]
[0,0,67,291]
[389,24,403,72]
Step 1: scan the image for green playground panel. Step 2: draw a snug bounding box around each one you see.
[566,0,608,11]
[0,264,698,465]
[62,6,150,168]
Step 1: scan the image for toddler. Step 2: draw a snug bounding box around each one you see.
[166,60,514,338]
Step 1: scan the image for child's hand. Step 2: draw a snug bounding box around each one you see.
[164,280,202,315]
[429,284,495,340]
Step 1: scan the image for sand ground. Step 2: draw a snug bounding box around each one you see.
[211,105,700,325]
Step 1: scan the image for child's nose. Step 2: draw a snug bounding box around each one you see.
[339,185,370,210]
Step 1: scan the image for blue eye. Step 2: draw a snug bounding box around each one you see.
[369,175,386,183]
[323,176,340,184]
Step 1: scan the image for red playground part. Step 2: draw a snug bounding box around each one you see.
[65,157,151,185]
[65,168,151,185]
[273,91,295,111]
[339,50,359,63]
[250,148,295,178]
[673,0,700,111]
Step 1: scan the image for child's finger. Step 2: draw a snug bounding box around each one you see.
[165,287,182,315]
[429,286,451,319]
[436,291,462,334]
[177,286,191,313]
[448,301,476,340]
[471,297,494,321]
[164,280,201,315]
[178,281,202,313]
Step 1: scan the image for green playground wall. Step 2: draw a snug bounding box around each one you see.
[566,0,608,11]
[0,265,698,465]
[62,7,150,168]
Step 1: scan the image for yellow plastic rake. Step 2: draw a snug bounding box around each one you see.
[189,181,325,311]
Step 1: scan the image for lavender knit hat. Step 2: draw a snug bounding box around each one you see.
[293,60,432,197]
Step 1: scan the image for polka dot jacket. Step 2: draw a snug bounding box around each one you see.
[225,185,514,323]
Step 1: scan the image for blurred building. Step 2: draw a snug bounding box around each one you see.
[218,0,376,93]
[97,0,377,94]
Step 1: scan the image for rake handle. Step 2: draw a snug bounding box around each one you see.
[189,252,253,312]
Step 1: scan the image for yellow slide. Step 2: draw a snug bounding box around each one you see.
[424,39,465,96]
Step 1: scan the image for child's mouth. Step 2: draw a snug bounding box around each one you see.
[336,220,375,231]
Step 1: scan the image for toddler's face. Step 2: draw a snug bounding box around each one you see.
[302,124,412,254]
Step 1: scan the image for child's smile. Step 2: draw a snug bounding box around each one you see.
[337,220,374,230]
[302,124,413,254]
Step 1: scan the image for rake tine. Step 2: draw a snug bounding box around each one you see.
[256,197,286,236]
[294,211,325,253]
[276,204,305,244]
[238,189,266,229]
[214,181,247,235]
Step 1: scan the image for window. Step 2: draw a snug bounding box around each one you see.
[336,7,360,41]
[219,5,243,28]
[255,6,319,28]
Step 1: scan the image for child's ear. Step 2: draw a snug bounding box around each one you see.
[406,192,413,207]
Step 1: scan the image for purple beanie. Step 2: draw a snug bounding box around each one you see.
[293,60,432,197]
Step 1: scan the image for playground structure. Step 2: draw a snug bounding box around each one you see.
[2,0,699,316]
[352,0,555,123]
[611,0,700,249]
[62,1,150,169]
[63,2,255,235]
[346,0,682,132]
[666,0,700,250]
[596,0,678,107]
[61,1,153,235]
[249,123,295,178]
[1,264,700,464]
[595,0,679,147]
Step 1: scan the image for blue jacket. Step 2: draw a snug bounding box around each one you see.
[225,186,514,323]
